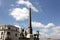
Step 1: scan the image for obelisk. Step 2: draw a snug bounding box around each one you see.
[28,7,32,34]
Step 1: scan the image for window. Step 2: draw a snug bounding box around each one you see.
[1,32,3,35]
[7,32,10,35]
[16,29,17,31]
[0,26,2,29]
[1,36,2,39]
[8,27,11,29]
[15,33,17,37]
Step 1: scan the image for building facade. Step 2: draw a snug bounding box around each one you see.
[0,25,19,40]
[0,24,39,40]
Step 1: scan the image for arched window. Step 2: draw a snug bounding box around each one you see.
[7,32,10,35]
[15,33,17,37]
[8,27,11,29]
[1,32,3,35]
[5,37,12,40]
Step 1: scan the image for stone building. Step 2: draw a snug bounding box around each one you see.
[0,25,19,40]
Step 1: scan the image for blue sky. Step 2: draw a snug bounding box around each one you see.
[0,0,60,38]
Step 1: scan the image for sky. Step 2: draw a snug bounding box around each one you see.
[0,0,60,39]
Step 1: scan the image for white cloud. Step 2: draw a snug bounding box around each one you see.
[31,22,59,38]
[33,31,36,34]
[32,22,60,38]
[40,32,49,38]
[32,22,55,28]
[14,25,21,28]
[9,0,38,21]
[10,7,29,21]
[47,23,55,27]
[16,0,38,12]
[41,28,48,33]
[45,23,55,28]
[51,26,60,34]
[49,26,60,38]
[32,22,45,28]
